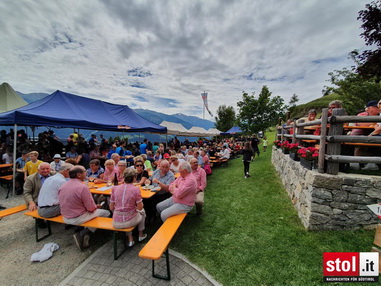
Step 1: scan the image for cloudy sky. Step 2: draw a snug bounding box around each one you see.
[0,0,370,120]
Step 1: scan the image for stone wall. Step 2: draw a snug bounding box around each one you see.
[271,147,381,230]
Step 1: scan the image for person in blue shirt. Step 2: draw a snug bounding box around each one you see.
[139,139,147,155]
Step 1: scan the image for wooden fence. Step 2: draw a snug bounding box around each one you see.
[276,108,381,175]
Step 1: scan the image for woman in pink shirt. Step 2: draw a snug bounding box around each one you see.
[110,168,147,247]
[98,159,118,183]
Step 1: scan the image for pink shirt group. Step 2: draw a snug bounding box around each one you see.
[169,173,197,206]
[110,183,142,222]
[103,167,118,182]
[192,167,207,193]
[58,178,97,219]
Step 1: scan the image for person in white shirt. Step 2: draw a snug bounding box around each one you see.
[50,154,64,174]
[37,163,73,218]
[219,145,230,159]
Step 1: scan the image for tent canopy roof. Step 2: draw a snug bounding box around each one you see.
[0,82,28,113]
[221,126,242,135]
[0,90,166,133]
[160,121,188,135]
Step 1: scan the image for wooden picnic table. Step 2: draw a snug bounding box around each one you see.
[88,182,157,199]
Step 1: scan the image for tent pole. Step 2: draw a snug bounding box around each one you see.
[12,124,17,196]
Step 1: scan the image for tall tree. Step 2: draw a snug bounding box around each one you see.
[288,94,299,115]
[353,1,381,81]
[237,85,287,134]
[214,105,236,132]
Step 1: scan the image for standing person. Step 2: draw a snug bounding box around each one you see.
[242,142,254,178]
[139,139,148,155]
[250,134,260,158]
[262,137,268,152]
[15,150,29,195]
[190,158,207,215]
[109,168,147,247]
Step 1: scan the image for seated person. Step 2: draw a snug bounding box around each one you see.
[298,109,317,123]
[15,150,29,195]
[116,160,127,183]
[134,158,149,185]
[314,100,343,135]
[50,154,64,175]
[109,168,147,247]
[350,100,379,136]
[141,154,152,172]
[218,145,230,159]
[37,163,73,218]
[66,146,78,159]
[24,151,43,180]
[98,159,118,183]
[156,161,197,221]
[86,159,104,179]
[169,155,180,174]
[58,166,110,250]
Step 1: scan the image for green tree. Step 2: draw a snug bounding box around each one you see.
[288,94,299,115]
[353,1,381,81]
[237,85,287,134]
[214,105,236,132]
[323,67,381,115]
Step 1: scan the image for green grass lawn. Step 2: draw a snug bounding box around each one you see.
[172,143,375,286]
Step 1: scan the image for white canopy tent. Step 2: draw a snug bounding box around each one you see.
[187,126,210,137]
[207,128,222,136]
[159,121,189,136]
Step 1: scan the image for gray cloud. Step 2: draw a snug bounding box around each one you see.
[0,0,370,119]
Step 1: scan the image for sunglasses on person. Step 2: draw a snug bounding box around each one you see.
[135,164,143,167]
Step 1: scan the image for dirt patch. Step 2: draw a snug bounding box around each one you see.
[0,186,109,286]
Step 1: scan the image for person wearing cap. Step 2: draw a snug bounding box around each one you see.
[50,154,64,174]
[350,100,380,137]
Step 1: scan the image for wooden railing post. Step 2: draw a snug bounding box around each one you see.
[326,108,345,174]
[318,109,328,173]
[297,119,305,145]
[292,119,297,144]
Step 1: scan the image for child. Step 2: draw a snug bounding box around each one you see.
[262,137,268,152]
[24,151,42,180]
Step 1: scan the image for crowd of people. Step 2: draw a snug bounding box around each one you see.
[0,131,264,250]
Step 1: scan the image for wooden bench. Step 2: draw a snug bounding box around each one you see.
[0,204,27,220]
[139,213,187,280]
[25,210,135,260]
[0,175,13,199]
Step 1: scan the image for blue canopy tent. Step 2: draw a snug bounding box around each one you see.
[0,90,166,196]
[221,126,242,135]
[0,90,167,132]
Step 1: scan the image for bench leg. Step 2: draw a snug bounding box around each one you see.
[35,219,52,242]
[152,249,171,280]
[5,180,12,199]
[113,231,127,260]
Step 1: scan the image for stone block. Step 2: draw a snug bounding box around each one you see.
[312,188,333,200]
[312,174,342,190]
[333,208,343,215]
[366,188,381,199]
[311,203,333,216]
[355,179,372,187]
[347,194,375,205]
[332,190,348,202]
[343,177,356,186]
[342,185,366,194]
[309,212,330,224]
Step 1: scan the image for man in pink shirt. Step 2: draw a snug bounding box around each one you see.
[190,158,207,215]
[156,161,197,221]
[58,165,110,250]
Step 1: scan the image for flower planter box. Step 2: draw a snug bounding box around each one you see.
[289,152,300,161]
[282,148,290,154]
[300,157,316,170]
